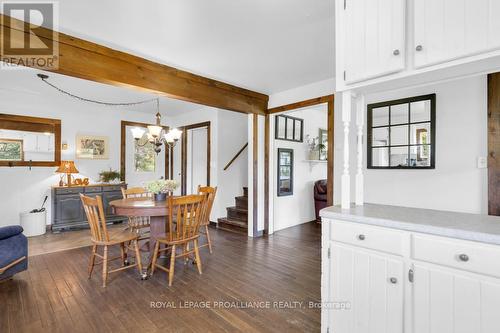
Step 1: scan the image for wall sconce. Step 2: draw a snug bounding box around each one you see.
[62,141,68,150]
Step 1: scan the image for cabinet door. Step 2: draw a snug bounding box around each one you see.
[414,0,500,68]
[344,0,405,83]
[55,195,83,223]
[328,243,404,333]
[413,263,500,333]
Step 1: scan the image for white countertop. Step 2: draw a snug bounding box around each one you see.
[320,204,500,245]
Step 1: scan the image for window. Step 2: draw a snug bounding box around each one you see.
[277,148,293,196]
[275,115,303,142]
[367,94,435,169]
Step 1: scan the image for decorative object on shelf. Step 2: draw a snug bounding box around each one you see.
[367,94,436,169]
[277,148,294,196]
[275,115,303,142]
[76,135,109,159]
[305,135,325,161]
[145,179,179,201]
[130,102,182,155]
[73,178,89,186]
[55,160,79,187]
[98,169,121,183]
[318,128,328,160]
[0,139,23,161]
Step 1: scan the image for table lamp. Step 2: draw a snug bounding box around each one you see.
[56,160,79,187]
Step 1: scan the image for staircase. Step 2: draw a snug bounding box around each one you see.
[217,187,248,234]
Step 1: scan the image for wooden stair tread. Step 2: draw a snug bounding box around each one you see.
[218,218,247,228]
[227,206,248,213]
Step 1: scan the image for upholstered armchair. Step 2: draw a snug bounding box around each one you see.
[314,179,328,222]
[0,226,28,281]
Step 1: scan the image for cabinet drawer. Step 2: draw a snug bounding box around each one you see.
[330,221,405,256]
[412,235,500,278]
[84,186,102,193]
[102,185,124,192]
[55,187,83,195]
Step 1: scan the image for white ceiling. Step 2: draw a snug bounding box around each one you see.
[0,67,204,116]
[52,0,335,94]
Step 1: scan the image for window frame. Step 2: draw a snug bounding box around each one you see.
[277,148,294,196]
[367,94,436,169]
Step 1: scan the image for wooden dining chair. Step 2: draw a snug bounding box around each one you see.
[198,186,217,254]
[150,194,206,286]
[121,187,152,250]
[80,194,144,287]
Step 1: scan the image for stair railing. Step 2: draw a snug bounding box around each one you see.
[223,142,248,171]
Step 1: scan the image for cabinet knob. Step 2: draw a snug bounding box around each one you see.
[389,277,398,284]
[416,45,423,52]
[357,234,365,241]
[458,254,469,262]
[393,49,400,56]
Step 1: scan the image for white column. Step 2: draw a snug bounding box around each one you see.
[355,94,365,206]
[341,90,352,209]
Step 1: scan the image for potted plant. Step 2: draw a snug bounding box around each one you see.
[145,179,179,201]
[98,169,121,184]
[306,135,321,160]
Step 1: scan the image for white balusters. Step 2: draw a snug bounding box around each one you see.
[341,91,352,209]
[355,95,365,206]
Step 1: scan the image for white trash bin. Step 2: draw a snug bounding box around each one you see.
[20,211,47,237]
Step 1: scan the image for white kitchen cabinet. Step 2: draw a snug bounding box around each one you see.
[414,0,500,69]
[412,262,500,333]
[328,242,404,333]
[343,0,405,83]
[322,219,500,333]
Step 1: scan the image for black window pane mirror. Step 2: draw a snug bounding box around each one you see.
[367,94,436,169]
[277,148,293,196]
[275,115,303,142]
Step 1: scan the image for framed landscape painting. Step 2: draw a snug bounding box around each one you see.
[76,135,109,159]
[0,139,23,161]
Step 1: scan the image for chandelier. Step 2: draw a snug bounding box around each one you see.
[37,73,182,154]
[130,100,182,154]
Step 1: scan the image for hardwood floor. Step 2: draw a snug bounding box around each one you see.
[0,223,321,333]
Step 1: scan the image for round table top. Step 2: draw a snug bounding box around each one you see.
[110,197,170,217]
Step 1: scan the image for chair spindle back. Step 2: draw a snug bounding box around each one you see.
[198,186,217,227]
[80,194,109,242]
[168,194,206,242]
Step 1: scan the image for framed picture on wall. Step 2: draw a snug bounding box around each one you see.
[0,139,23,161]
[76,135,109,160]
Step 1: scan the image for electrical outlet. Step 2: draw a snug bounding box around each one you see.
[477,156,487,169]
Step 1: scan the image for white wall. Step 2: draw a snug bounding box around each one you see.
[268,78,335,108]
[168,107,248,222]
[272,105,328,231]
[0,93,155,227]
[335,75,488,213]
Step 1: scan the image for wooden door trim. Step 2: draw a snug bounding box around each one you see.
[120,121,170,182]
[488,73,500,215]
[0,14,269,115]
[253,114,260,237]
[180,121,211,195]
[264,95,334,234]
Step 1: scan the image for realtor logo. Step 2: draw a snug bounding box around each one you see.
[1,1,59,69]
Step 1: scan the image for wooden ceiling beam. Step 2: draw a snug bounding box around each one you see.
[0,15,268,115]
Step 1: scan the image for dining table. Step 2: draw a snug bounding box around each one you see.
[109,197,171,258]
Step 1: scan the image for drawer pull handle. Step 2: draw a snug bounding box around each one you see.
[357,234,365,241]
[393,49,400,56]
[416,45,423,51]
[389,277,398,284]
[458,254,469,262]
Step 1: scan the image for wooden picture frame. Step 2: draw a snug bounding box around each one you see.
[76,135,109,160]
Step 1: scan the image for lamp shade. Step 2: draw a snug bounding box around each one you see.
[56,160,79,174]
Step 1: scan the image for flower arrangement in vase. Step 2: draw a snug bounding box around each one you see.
[305,135,325,160]
[145,179,179,201]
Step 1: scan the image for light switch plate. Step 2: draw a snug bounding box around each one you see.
[477,156,487,169]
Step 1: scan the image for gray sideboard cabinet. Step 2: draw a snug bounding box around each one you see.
[51,184,127,231]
